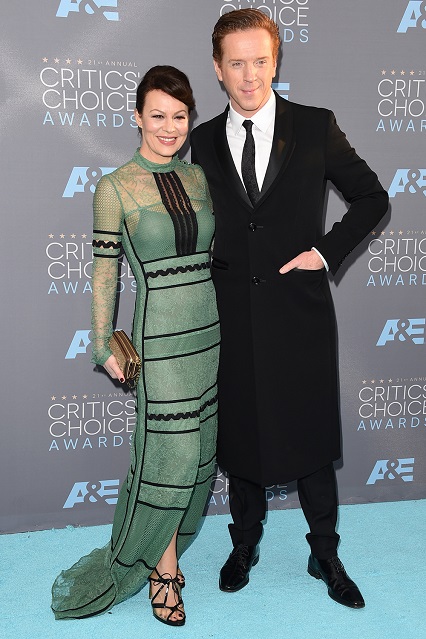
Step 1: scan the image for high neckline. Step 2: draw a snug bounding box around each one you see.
[132,148,179,173]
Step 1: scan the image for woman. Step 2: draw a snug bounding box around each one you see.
[51,66,219,627]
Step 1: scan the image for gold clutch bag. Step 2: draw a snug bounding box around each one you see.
[108,330,141,389]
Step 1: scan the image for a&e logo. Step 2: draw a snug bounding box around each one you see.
[388,169,426,198]
[376,318,425,346]
[366,458,415,484]
[63,167,116,197]
[63,479,120,508]
[65,330,91,359]
[397,1,426,32]
[56,0,119,20]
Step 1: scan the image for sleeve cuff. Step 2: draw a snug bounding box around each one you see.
[311,247,329,271]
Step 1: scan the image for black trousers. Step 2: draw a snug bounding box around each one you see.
[228,462,340,559]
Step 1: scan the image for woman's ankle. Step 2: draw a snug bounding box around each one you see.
[155,560,178,578]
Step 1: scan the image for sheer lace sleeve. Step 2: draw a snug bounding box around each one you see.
[193,163,215,252]
[193,163,213,214]
[91,175,123,365]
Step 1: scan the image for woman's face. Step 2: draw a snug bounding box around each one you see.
[135,90,189,164]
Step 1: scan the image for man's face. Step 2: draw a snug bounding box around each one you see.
[214,28,277,118]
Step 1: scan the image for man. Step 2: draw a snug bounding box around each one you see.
[191,9,388,608]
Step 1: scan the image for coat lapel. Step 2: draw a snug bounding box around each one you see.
[213,107,253,210]
[258,93,295,205]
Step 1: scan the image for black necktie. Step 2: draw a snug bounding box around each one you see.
[241,120,260,206]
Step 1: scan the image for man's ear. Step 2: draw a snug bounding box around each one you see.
[213,59,223,82]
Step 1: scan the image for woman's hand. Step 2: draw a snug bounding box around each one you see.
[103,354,125,383]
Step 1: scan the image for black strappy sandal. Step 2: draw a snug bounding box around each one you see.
[148,569,186,627]
[176,566,185,588]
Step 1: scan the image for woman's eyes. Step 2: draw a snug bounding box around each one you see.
[151,114,187,120]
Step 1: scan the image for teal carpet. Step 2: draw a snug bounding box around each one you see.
[1,501,424,639]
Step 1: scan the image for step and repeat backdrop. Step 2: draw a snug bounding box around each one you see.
[1,1,425,533]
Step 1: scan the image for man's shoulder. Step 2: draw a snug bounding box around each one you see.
[281,96,332,121]
[192,110,226,139]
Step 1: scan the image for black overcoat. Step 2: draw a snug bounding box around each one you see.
[191,94,388,486]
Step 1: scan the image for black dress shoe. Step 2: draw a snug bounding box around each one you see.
[308,554,365,608]
[219,544,260,592]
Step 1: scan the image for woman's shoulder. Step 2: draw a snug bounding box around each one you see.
[98,155,143,191]
[181,160,209,192]
[111,155,138,178]
[94,158,133,199]
[177,157,205,179]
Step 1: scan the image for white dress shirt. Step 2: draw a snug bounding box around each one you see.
[225,90,328,270]
[227,90,275,190]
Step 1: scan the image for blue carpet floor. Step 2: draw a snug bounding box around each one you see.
[1,500,424,639]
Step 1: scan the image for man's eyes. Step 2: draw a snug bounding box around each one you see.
[230,60,267,68]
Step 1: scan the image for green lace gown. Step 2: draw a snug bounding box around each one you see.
[51,150,219,619]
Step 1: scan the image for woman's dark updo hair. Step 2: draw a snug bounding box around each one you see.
[135,65,196,136]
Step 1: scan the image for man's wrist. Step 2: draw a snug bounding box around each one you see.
[311,247,329,271]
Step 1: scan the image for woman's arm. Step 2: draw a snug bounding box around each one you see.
[91,175,125,380]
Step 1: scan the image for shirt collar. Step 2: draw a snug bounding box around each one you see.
[228,90,276,135]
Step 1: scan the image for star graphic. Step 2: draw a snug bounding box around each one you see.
[381,70,386,75]
[77,59,83,65]
[48,233,54,238]
[362,380,367,384]
[82,233,87,238]
[380,379,384,384]
[391,69,396,75]
[399,230,403,235]
[401,70,405,75]
[72,395,77,399]
[60,233,65,238]
[54,57,60,64]
[66,58,72,64]
[371,379,375,384]
[43,57,48,63]
[388,379,393,383]
[381,231,385,235]
[83,394,88,399]
[410,70,415,75]
[371,231,376,235]
[390,230,394,235]
[62,395,67,400]
[71,233,76,238]
[51,396,56,401]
